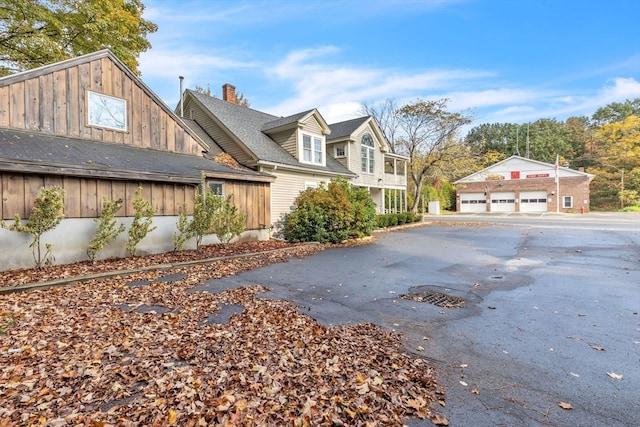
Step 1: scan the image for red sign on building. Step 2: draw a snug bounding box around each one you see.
[511,171,520,179]
[526,173,550,178]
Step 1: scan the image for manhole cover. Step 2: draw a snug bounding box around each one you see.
[401,290,465,308]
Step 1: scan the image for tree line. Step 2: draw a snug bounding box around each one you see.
[363,98,640,211]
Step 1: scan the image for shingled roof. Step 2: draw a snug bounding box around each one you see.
[0,128,273,183]
[185,91,353,176]
[328,116,370,140]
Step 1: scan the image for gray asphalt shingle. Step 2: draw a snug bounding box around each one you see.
[0,128,267,182]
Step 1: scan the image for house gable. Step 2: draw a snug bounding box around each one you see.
[181,91,352,177]
[0,49,207,156]
[455,156,594,184]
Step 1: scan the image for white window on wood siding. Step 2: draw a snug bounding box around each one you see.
[201,181,224,197]
[301,133,324,165]
[335,146,345,157]
[87,91,127,131]
[361,133,375,174]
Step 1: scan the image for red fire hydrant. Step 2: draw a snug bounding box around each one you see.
[580,207,584,214]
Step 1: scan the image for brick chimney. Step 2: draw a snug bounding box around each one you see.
[222,83,238,104]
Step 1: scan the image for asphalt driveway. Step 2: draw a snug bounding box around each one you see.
[198,214,640,426]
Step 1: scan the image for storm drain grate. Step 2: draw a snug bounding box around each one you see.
[401,290,466,308]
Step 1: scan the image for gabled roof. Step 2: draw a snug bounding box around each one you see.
[454,155,594,184]
[180,118,224,157]
[184,90,353,176]
[0,128,273,183]
[261,109,330,134]
[328,117,370,140]
[0,49,211,152]
[328,116,409,159]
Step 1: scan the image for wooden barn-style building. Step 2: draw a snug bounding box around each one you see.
[0,50,273,271]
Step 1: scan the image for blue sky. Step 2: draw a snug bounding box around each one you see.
[139,0,640,131]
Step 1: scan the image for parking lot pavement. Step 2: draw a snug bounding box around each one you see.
[203,215,639,426]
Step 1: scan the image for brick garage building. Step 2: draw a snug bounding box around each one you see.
[454,156,595,213]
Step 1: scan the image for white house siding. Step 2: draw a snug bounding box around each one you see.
[301,116,324,135]
[186,101,253,165]
[267,169,329,228]
[270,129,297,158]
[351,125,385,188]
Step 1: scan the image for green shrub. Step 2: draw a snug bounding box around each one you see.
[1,186,64,269]
[283,178,376,243]
[174,174,247,249]
[388,214,398,226]
[173,206,192,251]
[125,187,157,257]
[375,214,388,228]
[87,198,125,262]
[209,195,246,244]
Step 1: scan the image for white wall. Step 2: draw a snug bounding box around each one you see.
[0,216,268,271]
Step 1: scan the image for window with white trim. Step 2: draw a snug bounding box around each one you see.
[563,196,573,208]
[200,181,224,197]
[302,133,324,165]
[361,133,375,174]
[305,182,319,190]
[335,146,345,157]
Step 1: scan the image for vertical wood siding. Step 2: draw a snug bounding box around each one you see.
[0,173,270,229]
[0,56,202,155]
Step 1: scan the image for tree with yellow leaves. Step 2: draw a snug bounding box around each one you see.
[588,115,640,209]
[0,0,157,76]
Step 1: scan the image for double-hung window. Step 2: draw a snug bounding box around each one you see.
[361,133,375,174]
[302,133,324,165]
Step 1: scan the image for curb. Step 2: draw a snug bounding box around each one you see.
[0,244,320,295]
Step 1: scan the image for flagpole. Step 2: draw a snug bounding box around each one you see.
[555,155,559,213]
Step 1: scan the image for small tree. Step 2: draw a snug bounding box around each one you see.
[173,206,192,251]
[210,195,246,244]
[174,174,247,250]
[189,176,217,250]
[87,198,125,262]
[1,186,64,269]
[125,187,156,257]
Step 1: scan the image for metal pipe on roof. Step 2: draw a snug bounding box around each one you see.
[179,76,184,117]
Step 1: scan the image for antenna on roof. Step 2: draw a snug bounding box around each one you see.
[515,127,520,156]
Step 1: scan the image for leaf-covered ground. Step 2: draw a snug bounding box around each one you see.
[0,240,447,426]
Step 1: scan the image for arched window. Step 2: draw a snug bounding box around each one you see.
[361,133,374,173]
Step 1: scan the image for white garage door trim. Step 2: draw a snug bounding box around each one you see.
[460,193,487,213]
[490,192,516,212]
[520,191,548,212]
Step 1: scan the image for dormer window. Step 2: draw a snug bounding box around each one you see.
[301,133,324,165]
[361,133,375,174]
[335,146,346,157]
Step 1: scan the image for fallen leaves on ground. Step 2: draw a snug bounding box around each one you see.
[607,372,624,380]
[0,241,313,289]
[0,240,446,425]
[558,401,573,410]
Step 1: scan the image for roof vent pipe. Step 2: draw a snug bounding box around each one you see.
[179,76,184,117]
